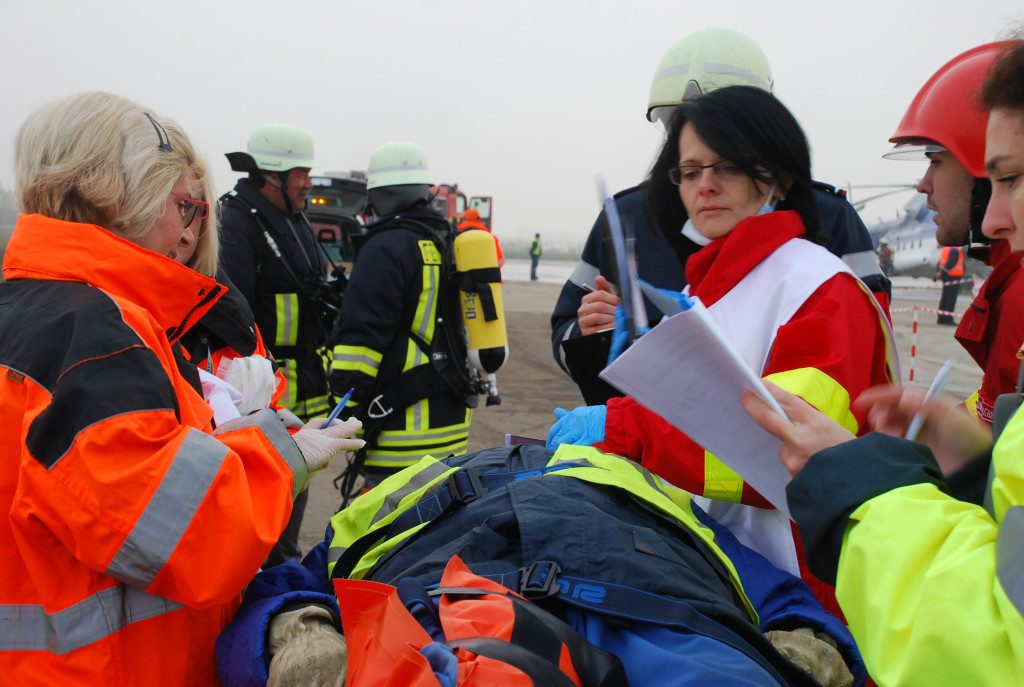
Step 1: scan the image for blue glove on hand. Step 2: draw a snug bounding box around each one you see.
[546,405,607,450]
[607,283,695,365]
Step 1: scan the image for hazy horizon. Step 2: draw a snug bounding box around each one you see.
[2,1,1021,252]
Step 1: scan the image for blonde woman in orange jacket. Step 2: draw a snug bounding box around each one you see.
[0,92,361,686]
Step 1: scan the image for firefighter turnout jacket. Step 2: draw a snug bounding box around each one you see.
[220,178,331,420]
[0,214,309,685]
[330,206,472,473]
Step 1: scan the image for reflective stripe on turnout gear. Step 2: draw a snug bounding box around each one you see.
[331,345,382,378]
[273,293,300,347]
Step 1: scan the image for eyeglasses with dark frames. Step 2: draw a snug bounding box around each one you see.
[170,192,210,229]
[669,160,745,185]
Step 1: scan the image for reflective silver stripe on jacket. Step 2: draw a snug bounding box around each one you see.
[0,585,182,654]
[327,462,464,568]
[998,505,1024,616]
[842,250,884,279]
[369,461,452,526]
[568,260,600,291]
[215,408,306,496]
[331,352,381,374]
[106,429,228,588]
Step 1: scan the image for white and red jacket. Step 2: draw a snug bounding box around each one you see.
[597,211,897,617]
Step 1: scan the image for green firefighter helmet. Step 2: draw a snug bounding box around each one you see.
[243,123,316,172]
[646,28,774,131]
[366,141,433,190]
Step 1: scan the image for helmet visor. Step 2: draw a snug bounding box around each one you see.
[883,142,948,162]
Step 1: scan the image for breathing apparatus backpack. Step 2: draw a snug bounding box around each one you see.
[335,213,508,504]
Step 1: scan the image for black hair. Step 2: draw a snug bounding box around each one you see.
[643,85,822,243]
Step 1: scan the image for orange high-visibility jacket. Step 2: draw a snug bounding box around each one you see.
[0,214,307,685]
[939,246,966,277]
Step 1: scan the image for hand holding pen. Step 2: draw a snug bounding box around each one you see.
[324,388,355,428]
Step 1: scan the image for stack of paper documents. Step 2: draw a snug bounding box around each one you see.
[600,291,793,517]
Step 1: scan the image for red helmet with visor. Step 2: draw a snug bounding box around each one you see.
[886,42,1014,178]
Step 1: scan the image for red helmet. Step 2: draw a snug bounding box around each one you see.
[886,42,1014,178]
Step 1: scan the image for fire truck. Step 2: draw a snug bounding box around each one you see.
[306,172,368,262]
[430,183,494,230]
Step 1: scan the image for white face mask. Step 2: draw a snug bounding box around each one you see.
[680,184,777,245]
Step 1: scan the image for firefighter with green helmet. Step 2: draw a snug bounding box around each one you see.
[219,123,335,566]
[550,27,889,405]
[329,141,475,500]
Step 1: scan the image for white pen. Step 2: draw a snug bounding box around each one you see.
[905,357,956,441]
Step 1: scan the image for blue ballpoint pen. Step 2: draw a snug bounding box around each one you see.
[323,388,354,428]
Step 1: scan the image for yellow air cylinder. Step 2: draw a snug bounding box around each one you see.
[454,229,508,375]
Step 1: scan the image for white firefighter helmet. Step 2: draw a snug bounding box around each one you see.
[366,141,433,190]
[243,123,315,172]
[647,28,774,131]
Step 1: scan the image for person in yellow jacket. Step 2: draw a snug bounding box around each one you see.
[739,40,1024,685]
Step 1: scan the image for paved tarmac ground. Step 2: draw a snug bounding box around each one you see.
[299,272,984,554]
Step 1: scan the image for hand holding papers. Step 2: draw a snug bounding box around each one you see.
[600,288,794,516]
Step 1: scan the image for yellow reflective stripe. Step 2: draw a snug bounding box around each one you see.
[764,367,859,434]
[406,397,426,431]
[403,339,429,373]
[375,424,471,447]
[332,344,382,377]
[411,265,439,345]
[546,445,757,623]
[703,452,745,502]
[366,440,469,461]
[325,456,458,578]
[274,293,300,347]
[297,394,331,419]
[279,360,298,410]
[965,389,981,420]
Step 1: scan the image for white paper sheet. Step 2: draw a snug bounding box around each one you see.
[599,297,793,517]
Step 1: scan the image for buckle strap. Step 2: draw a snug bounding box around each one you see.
[479,567,800,685]
[331,462,584,581]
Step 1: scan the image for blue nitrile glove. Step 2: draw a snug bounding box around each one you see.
[607,305,653,365]
[546,405,607,450]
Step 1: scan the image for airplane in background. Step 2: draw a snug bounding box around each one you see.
[848,184,970,278]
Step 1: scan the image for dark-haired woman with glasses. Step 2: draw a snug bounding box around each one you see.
[550,86,897,616]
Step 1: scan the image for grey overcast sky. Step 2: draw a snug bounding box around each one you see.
[1,0,1022,250]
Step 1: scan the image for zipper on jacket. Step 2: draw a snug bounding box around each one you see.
[167,284,223,343]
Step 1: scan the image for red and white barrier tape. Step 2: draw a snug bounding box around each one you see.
[890,306,962,316]
[891,276,979,289]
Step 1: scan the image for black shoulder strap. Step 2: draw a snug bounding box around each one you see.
[220,191,269,277]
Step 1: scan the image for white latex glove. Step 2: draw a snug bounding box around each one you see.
[218,355,277,415]
[293,417,364,473]
[267,605,346,687]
